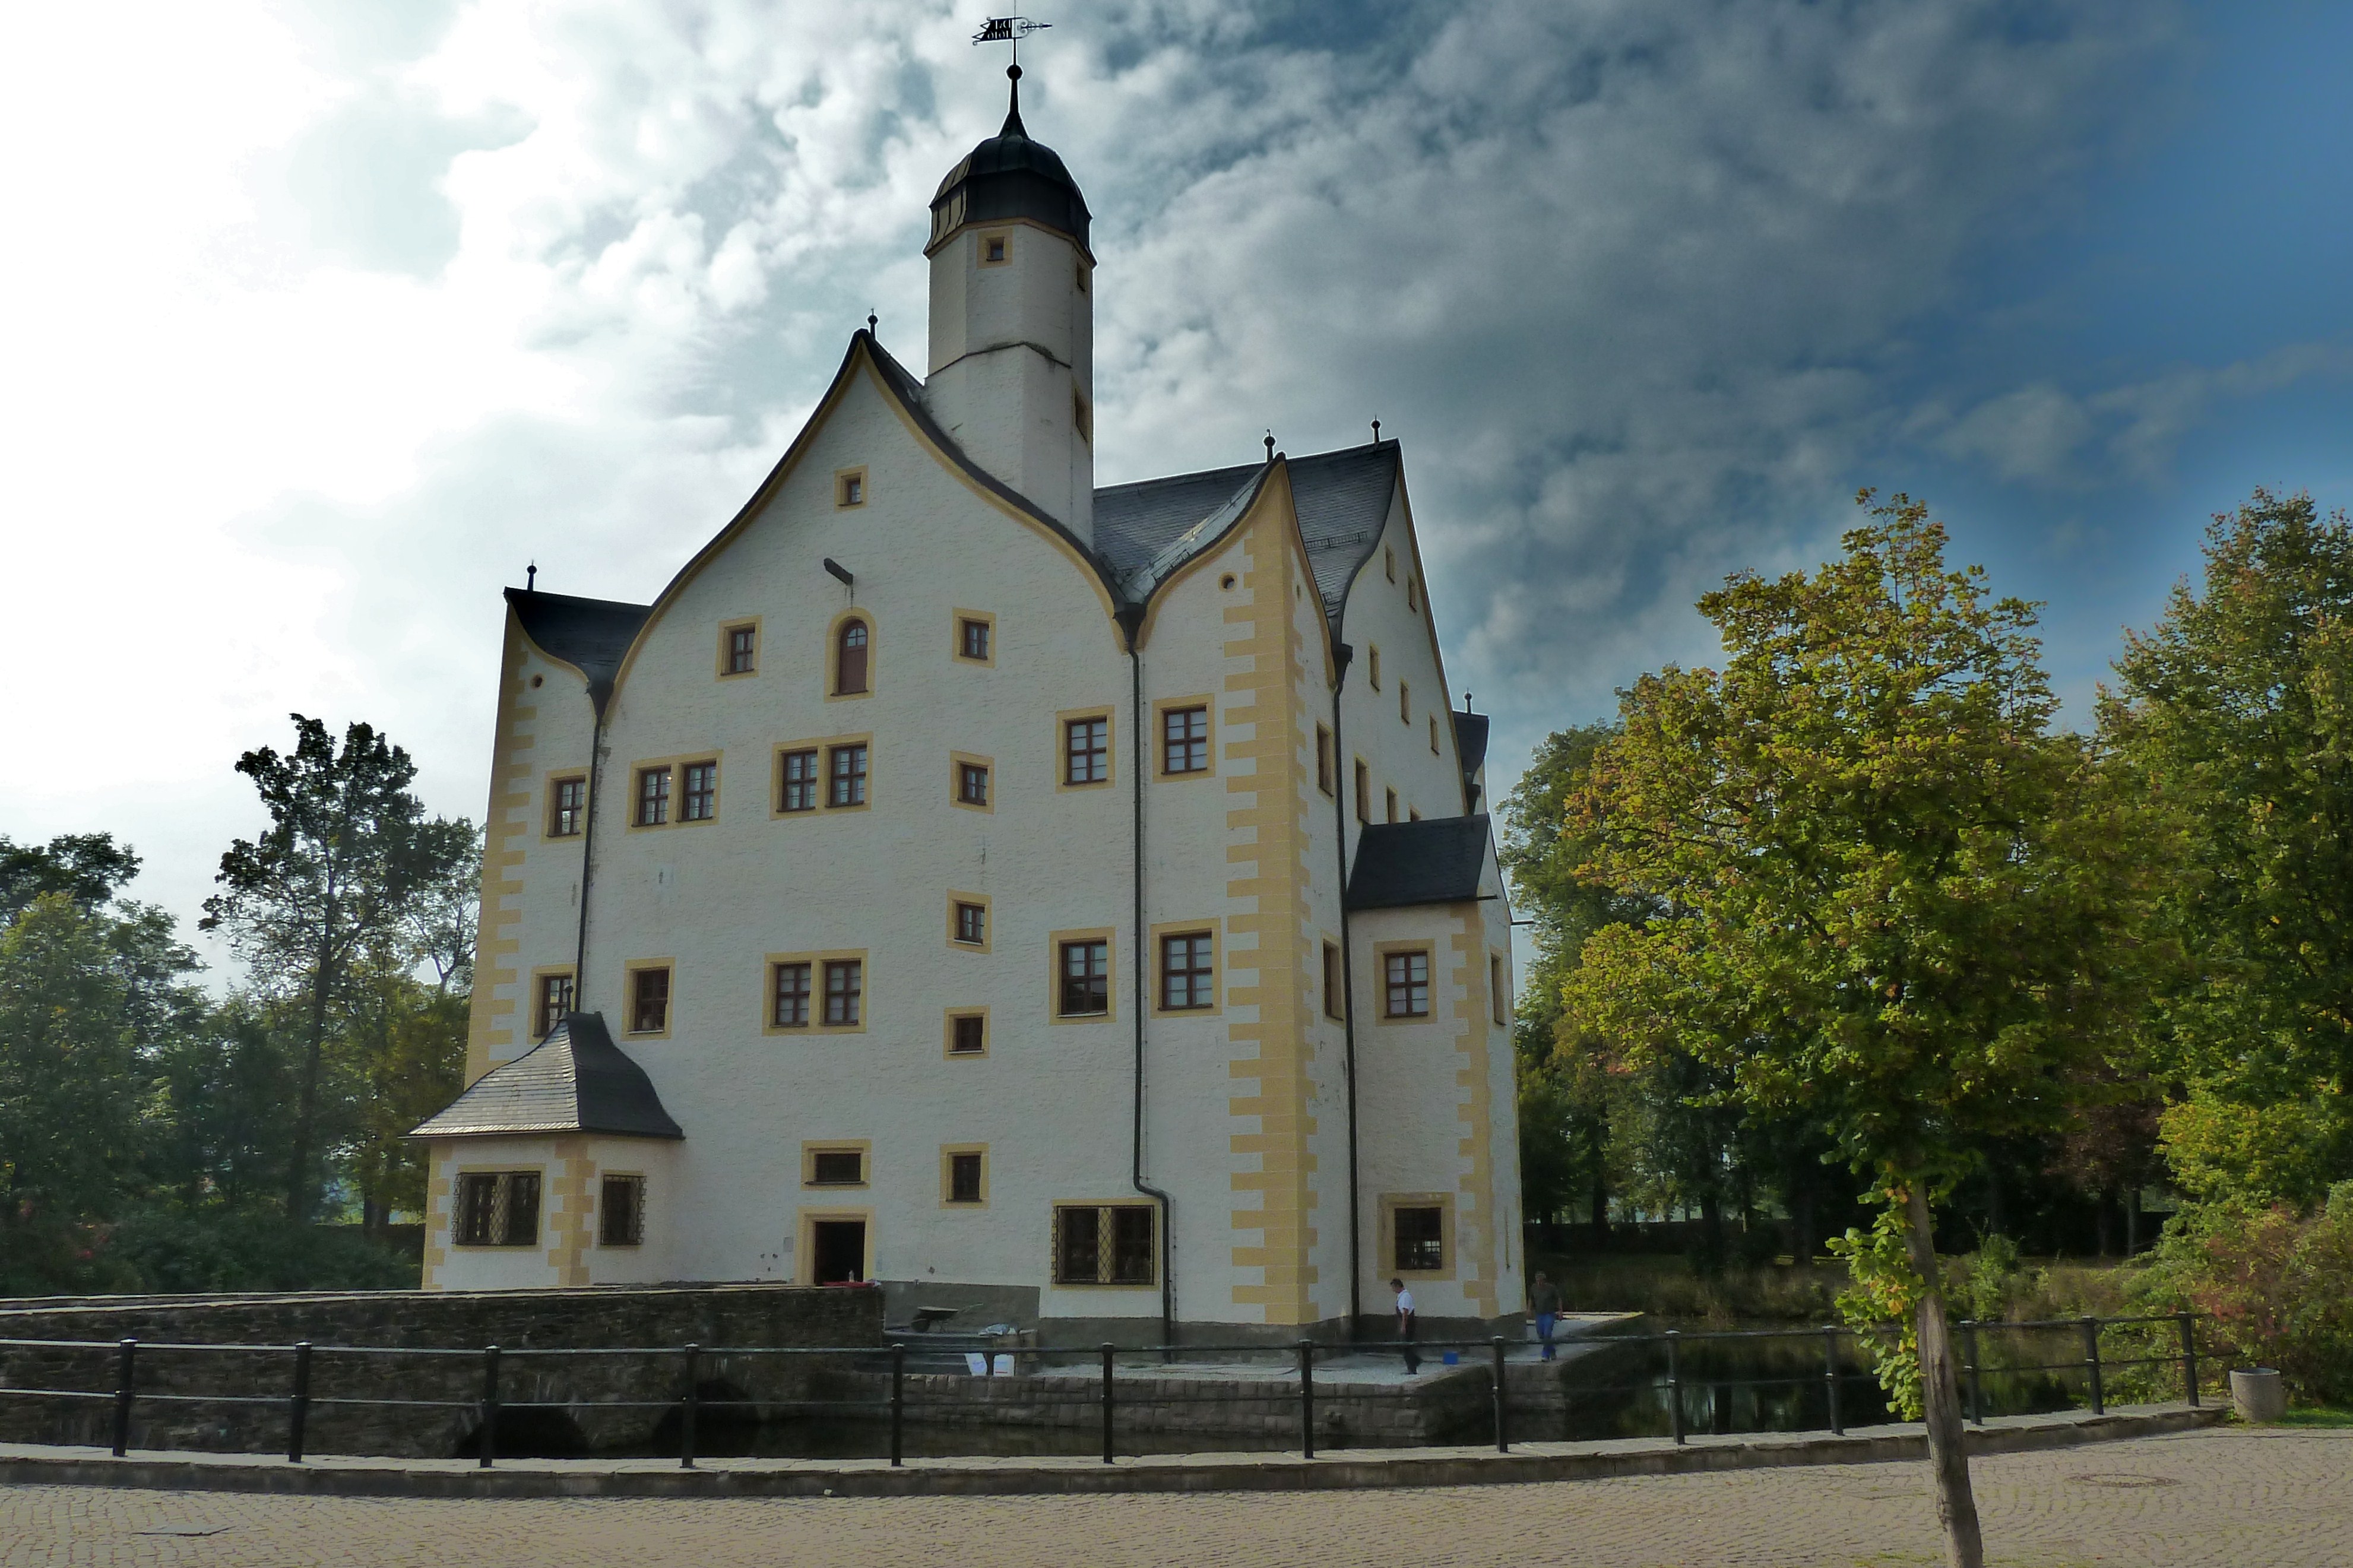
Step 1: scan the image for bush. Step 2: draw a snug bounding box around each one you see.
[2137,1183,2353,1405]
[100,1208,418,1294]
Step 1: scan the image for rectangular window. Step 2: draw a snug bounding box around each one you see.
[1400,680,1411,724]
[681,760,718,821]
[536,972,574,1039]
[1430,714,1440,755]
[829,743,868,807]
[1059,939,1110,1016]
[1161,705,1209,774]
[598,1174,644,1247]
[1407,576,1418,613]
[1394,1205,1445,1273]
[1355,761,1371,823]
[1385,951,1430,1018]
[1369,645,1381,689]
[1384,546,1396,582]
[1065,717,1109,784]
[778,748,820,812]
[549,777,587,837]
[727,624,757,675]
[629,966,671,1034]
[809,1149,864,1186]
[1316,724,1334,795]
[824,959,863,1026]
[959,617,990,661]
[1159,931,1215,1011]
[1491,954,1508,1025]
[1053,1205,1157,1285]
[1386,787,1399,823]
[636,766,671,826]
[948,1151,984,1205]
[949,1012,986,1054]
[772,961,812,1028]
[955,901,986,946]
[958,761,990,807]
[835,468,866,507]
[454,1171,541,1247]
[1323,942,1344,1021]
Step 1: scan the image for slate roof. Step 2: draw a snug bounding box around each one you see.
[409,1013,683,1141]
[1345,814,1494,911]
[508,588,651,715]
[1451,709,1491,805]
[1093,442,1401,625]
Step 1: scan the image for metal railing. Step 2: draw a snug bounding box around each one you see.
[0,1312,2216,1469]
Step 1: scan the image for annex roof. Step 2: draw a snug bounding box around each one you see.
[1093,441,1401,623]
[409,1012,683,1142]
[508,588,651,714]
[1345,813,1495,911]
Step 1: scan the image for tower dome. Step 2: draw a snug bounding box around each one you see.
[927,67,1092,259]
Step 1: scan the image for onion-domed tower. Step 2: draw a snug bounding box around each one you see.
[923,65,1096,543]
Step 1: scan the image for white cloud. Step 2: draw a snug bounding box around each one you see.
[0,0,2206,970]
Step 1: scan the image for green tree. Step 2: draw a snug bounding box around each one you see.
[0,832,142,922]
[200,715,473,1222]
[1562,493,2162,1568]
[0,895,141,1278]
[2101,489,2353,1206]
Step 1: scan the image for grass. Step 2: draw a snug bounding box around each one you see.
[2271,1407,2353,1428]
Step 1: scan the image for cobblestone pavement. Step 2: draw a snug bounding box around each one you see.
[2,1428,2343,1567]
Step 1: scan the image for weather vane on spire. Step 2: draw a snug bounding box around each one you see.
[973,15,1051,62]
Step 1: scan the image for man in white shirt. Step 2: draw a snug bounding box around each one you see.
[1391,1277,1420,1375]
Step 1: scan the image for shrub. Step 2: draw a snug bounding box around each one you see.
[2137,1183,2353,1405]
[102,1208,417,1294]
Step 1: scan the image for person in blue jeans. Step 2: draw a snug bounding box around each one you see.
[1391,1278,1420,1374]
[1531,1271,1562,1361]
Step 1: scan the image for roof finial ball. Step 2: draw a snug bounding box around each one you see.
[1372,417,1382,443]
[1264,431,1276,463]
[867,310,878,334]
[526,561,537,593]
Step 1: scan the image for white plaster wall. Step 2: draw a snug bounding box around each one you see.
[1335,484,1471,857]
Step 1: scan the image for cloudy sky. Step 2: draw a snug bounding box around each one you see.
[4,0,2349,975]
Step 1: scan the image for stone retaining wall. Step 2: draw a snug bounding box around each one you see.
[0,1285,882,1459]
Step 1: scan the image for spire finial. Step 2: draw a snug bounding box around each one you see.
[1372,417,1381,443]
[974,17,1050,134]
[866,310,878,335]
[526,560,537,593]
[1264,431,1276,463]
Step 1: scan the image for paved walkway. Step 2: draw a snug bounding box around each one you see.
[3,1427,2344,1566]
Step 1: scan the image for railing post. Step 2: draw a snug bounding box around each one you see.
[1492,1336,1510,1453]
[1823,1326,1842,1436]
[2178,1312,2199,1407]
[1665,1330,1685,1445]
[2081,1317,2104,1416]
[889,1342,905,1468]
[1297,1339,1316,1459]
[1959,1319,1984,1426]
[679,1343,699,1469]
[1099,1344,1116,1465]
[287,1342,312,1464]
[110,1339,136,1458]
[479,1344,501,1468]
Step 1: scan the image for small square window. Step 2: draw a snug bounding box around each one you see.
[1323,943,1344,1021]
[1315,726,1334,796]
[1059,939,1109,1017]
[954,901,986,946]
[948,1151,984,1205]
[598,1174,644,1247]
[629,966,671,1034]
[959,618,991,661]
[1394,1205,1444,1272]
[1161,705,1209,774]
[681,760,718,821]
[772,961,812,1028]
[980,232,1009,265]
[949,1012,986,1054]
[1065,717,1110,785]
[1159,931,1215,1011]
[549,776,587,837]
[836,469,866,508]
[1384,951,1430,1018]
[536,972,575,1040]
[636,767,671,826]
[958,761,990,807]
[778,749,820,812]
[824,959,863,1026]
[829,743,869,807]
[726,624,757,675]
[809,1149,864,1186]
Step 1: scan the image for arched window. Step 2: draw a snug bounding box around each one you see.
[836,619,870,695]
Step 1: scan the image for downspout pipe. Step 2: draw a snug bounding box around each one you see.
[571,687,612,1021]
[1118,604,1176,1344]
[1329,639,1363,1340]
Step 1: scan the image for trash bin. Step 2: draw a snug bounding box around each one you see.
[2230,1367,2286,1423]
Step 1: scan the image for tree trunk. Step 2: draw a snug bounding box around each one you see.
[1791,1157,1819,1263]
[1902,1184,1985,1568]
[286,942,332,1222]
[1589,1164,1610,1248]
[2092,1194,2113,1259]
[2124,1187,2141,1256]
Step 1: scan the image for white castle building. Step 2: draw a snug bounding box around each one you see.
[413,71,1525,1341]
